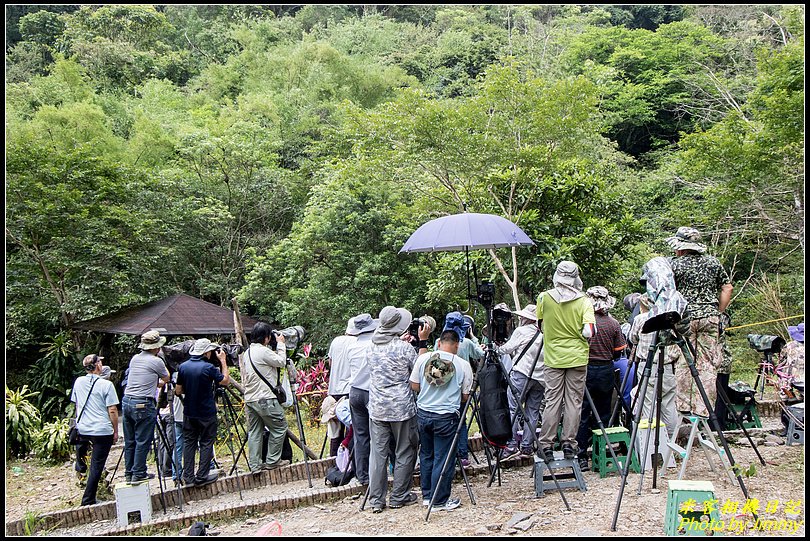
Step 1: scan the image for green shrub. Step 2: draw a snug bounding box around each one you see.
[27,331,80,421]
[36,417,72,463]
[5,385,42,457]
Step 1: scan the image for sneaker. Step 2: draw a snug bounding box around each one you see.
[438,497,461,511]
[541,448,554,463]
[519,447,534,458]
[371,504,385,514]
[500,446,519,460]
[195,473,219,487]
[562,444,576,460]
[460,458,471,468]
[390,492,419,509]
[578,458,590,472]
[422,498,430,506]
[261,459,291,470]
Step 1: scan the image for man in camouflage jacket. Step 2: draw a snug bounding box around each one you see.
[666,227,733,417]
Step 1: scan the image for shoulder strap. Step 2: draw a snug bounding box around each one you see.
[76,376,100,423]
[247,347,284,400]
[511,328,541,369]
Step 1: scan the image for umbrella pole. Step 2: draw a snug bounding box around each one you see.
[465,247,472,309]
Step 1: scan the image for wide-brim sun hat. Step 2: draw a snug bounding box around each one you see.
[512,304,537,321]
[665,226,707,253]
[347,313,379,336]
[373,306,413,343]
[788,323,804,343]
[139,330,167,350]
[189,338,218,356]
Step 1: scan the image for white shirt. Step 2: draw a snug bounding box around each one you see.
[327,334,356,396]
[348,333,375,391]
[496,324,545,384]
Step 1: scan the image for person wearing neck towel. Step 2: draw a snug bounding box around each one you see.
[535,261,596,462]
[366,306,429,513]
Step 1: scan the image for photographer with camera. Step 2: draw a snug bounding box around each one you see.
[666,226,733,417]
[174,338,230,487]
[123,330,171,483]
[496,304,544,459]
[435,312,483,468]
[326,316,362,457]
[70,354,120,505]
[242,322,291,473]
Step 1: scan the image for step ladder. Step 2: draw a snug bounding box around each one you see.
[533,451,587,497]
[662,415,735,484]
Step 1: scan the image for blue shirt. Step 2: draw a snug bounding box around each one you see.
[71,374,120,436]
[410,351,473,416]
[177,356,224,419]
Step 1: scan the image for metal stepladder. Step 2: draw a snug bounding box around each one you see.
[662,413,736,484]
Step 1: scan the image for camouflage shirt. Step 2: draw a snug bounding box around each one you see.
[669,254,731,320]
[367,339,418,422]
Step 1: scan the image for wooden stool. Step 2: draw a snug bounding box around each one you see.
[533,451,587,497]
[591,426,640,478]
[664,480,722,536]
[114,481,152,527]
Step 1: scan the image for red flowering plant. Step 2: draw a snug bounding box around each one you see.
[294,343,329,426]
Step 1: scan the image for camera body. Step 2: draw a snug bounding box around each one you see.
[476,281,495,309]
[746,334,785,354]
[491,306,512,344]
[409,318,425,341]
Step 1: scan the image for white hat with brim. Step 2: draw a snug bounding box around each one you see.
[139,330,167,350]
[347,313,379,336]
[512,304,537,321]
[189,338,218,356]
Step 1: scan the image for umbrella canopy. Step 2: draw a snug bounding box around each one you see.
[399,213,535,253]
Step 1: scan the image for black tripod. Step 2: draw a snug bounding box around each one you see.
[215,385,245,500]
[611,315,759,531]
[153,399,185,512]
[753,350,778,400]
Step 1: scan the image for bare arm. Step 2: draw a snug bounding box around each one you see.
[217,350,231,386]
[410,382,420,393]
[174,384,184,397]
[108,406,119,442]
[718,283,733,313]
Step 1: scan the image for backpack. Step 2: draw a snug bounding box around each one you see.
[325,465,354,487]
[477,357,512,447]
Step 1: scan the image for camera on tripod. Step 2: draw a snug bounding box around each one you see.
[269,325,306,352]
[746,334,785,354]
[476,281,495,309]
[491,305,512,344]
[162,340,245,372]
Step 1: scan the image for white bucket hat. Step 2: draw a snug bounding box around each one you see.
[189,338,218,356]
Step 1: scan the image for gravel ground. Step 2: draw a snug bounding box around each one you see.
[34,418,805,537]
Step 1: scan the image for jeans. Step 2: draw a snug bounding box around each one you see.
[122,396,158,480]
[576,364,615,458]
[418,410,459,506]
[80,434,114,506]
[245,398,287,471]
[508,371,545,452]
[349,387,371,484]
[182,415,218,484]
[173,421,184,480]
[75,439,91,474]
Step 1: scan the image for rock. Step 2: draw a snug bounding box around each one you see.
[765,434,784,444]
[513,518,536,532]
[246,519,258,525]
[577,529,599,536]
[764,442,779,447]
[505,512,534,530]
[630,515,640,522]
[475,527,490,535]
[542,520,552,525]
[496,503,513,511]
[651,489,661,494]
[486,524,501,531]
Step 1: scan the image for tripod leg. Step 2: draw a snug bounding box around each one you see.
[715,383,766,466]
[291,392,313,488]
[676,332,758,522]
[457,455,476,504]
[319,430,328,459]
[218,392,244,500]
[608,356,636,428]
[583,385,625,477]
[154,416,184,511]
[152,436,167,513]
[611,331,659,531]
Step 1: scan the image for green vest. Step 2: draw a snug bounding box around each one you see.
[536,291,595,369]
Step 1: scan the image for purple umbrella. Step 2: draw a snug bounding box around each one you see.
[399,213,535,309]
[399,213,534,253]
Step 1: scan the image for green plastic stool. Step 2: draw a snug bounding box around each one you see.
[591,426,640,478]
[725,402,762,430]
[664,480,723,536]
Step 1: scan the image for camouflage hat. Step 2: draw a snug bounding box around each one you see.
[665,227,707,253]
[586,286,616,313]
[423,352,456,387]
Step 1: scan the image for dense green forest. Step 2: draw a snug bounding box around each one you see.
[5,5,804,414]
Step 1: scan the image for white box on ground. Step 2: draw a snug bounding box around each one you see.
[114,481,152,527]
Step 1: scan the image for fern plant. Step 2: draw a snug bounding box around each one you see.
[36,417,72,463]
[5,385,42,457]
